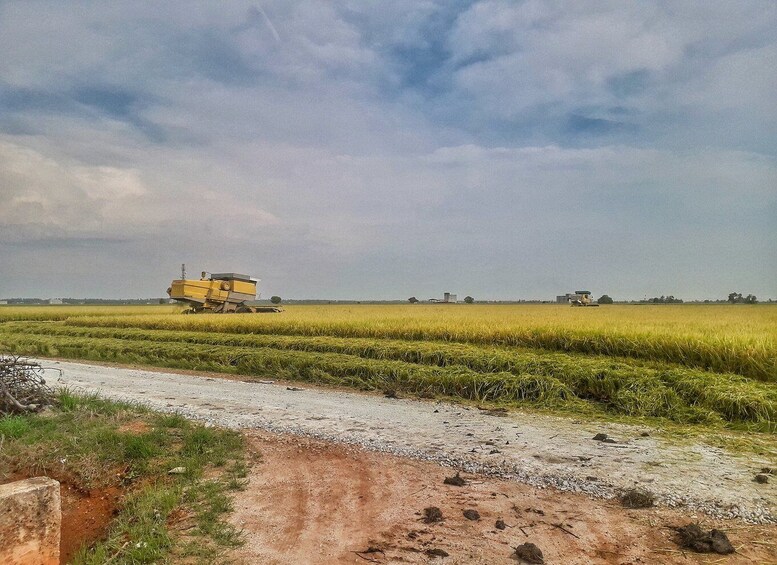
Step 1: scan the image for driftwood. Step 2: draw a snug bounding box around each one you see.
[0,356,56,415]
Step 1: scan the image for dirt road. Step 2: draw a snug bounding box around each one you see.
[43,359,775,525]
[231,431,777,564]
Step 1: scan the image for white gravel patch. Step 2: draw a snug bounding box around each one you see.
[41,359,775,524]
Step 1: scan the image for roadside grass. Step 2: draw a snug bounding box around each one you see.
[0,390,246,564]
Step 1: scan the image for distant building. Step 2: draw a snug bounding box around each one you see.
[0,300,7,305]
[428,292,458,303]
[48,298,63,305]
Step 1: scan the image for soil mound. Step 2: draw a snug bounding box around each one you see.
[443,472,467,486]
[423,506,443,523]
[619,488,654,508]
[673,523,734,554]
[514,542,544,563]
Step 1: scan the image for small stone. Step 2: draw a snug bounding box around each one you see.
[592,433,608,441]
[495,519,506,530]
[463,509,480,521]
[754,474,769,484]
[425,548,449,558]
[168,467,186,475]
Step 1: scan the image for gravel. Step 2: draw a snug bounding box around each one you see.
[42,359,776,524]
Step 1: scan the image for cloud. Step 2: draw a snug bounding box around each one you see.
[0,1,775,299]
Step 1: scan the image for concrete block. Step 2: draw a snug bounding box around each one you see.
[0,477,61,565]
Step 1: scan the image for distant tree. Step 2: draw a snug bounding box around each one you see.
[645,295,683,304]
[597,294,614,304]
[727,292,756,304]
[158,298,167,305]
[728,292,743,303]
[464,296,474,304]
[408,297,419,304]
[270,296,282,304]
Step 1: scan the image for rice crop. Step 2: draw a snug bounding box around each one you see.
[1,304,774,429]
[1,319,775,429]
[59,304,777,381]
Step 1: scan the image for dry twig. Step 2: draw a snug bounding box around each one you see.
[0,356,56,415]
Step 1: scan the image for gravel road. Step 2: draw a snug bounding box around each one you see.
[42,359,775,524]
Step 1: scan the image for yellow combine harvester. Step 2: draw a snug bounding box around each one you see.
[167,272,282,313]
[569,290,599,307]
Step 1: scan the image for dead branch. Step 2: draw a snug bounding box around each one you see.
[0,355,56,415]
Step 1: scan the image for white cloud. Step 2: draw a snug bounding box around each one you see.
[0,1,775,298]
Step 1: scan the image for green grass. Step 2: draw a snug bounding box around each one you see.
[0,391,245,564]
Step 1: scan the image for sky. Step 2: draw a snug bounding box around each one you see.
[1,1,775,301]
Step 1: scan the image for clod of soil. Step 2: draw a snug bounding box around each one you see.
[463,509,480,521]
[495,519,506,530]
[425,548,450,557]
[592,433,616,443]
[423,506,443,523]
[443,472,467,486]
[619,488,655,508]
[384,389,398,399]
[754,474,769,484]
[514,542,544,564]
[673,523,735,554]
[761,467,774,475]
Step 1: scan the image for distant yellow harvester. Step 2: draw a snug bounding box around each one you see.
[167,272,282,313]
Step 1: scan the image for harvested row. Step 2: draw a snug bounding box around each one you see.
[1,331,774,428]
[7,322,668,374]
[11,322,773,406]
[64,313,777,381]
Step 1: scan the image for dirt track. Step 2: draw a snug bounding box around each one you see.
[43,359,776,527]
[231,431,776,564]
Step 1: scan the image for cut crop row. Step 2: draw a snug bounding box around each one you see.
[1,331,774,428]
[63,314,776,381]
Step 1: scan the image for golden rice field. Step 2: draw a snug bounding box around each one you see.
[1,304,775,430]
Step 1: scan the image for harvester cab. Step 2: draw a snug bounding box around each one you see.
[167,272,282,313]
